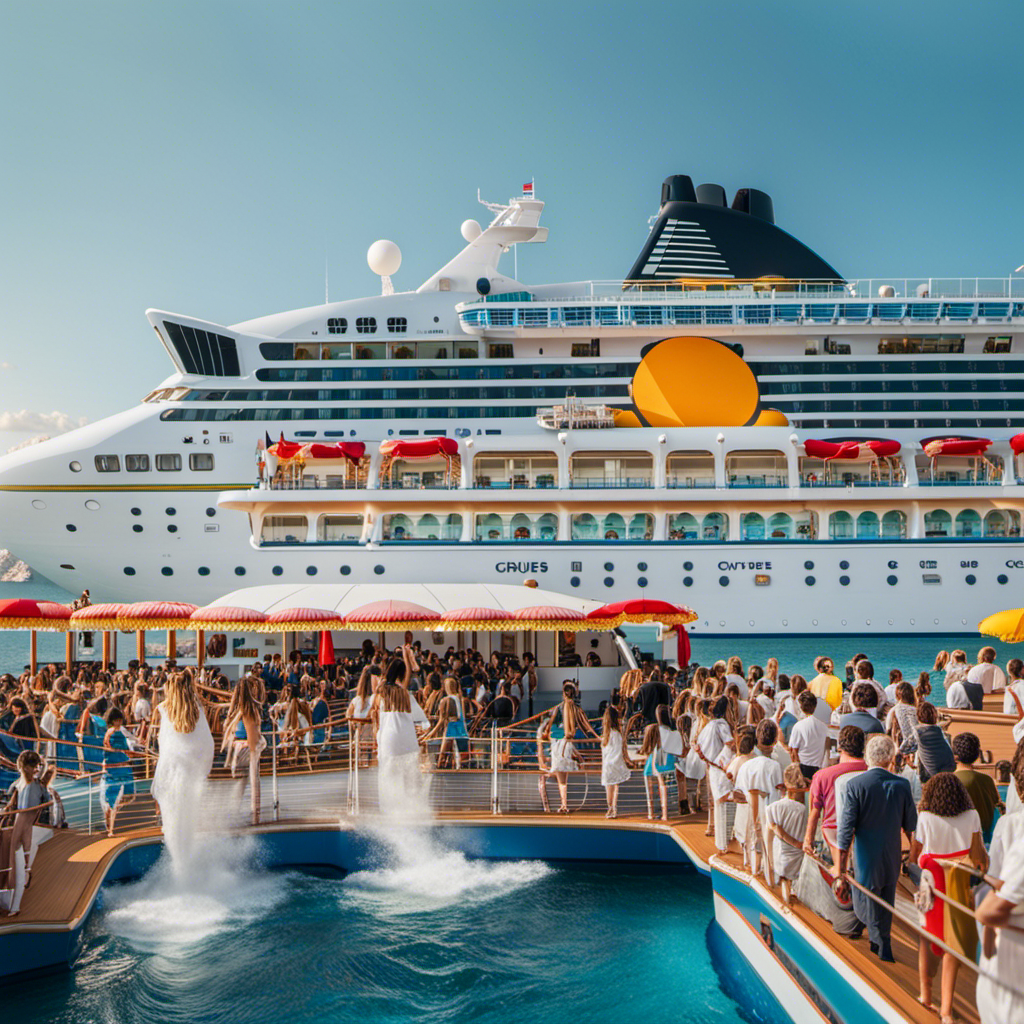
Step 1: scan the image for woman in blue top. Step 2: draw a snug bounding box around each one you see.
[56,690,83,773]
[640,722,675,821]
[78,697,107,773]
[310,680,331,750]
[101,707,137,836]
[439,677,469,768]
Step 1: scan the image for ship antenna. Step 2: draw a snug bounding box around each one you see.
[325,252,329,305]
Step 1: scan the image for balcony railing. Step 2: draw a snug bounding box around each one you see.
[727,474,788,488]
[473,475,558,489]
[666,477,716,489]
[568,477,653,489]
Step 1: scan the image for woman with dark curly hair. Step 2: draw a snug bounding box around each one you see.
[909,771,987,1023]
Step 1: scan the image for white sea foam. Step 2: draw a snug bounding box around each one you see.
[103,834,287,951]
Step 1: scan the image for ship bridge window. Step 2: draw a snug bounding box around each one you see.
[155,453,182,472]
[94,455,120,472]
[162,321,240,376]
[327,318,348,334]
[387,317,407,334]
[189,453,214,471]
[571,340,600,357]
[261,515,308,544]
[955,509,982,537]
[667,450,715,488]
[318,514,364,542]
[488,344,514,359]
[878,336,965,354]
[356,317,377,334]
[985,509,1021,536]
[924,509,952,537]
[125,454,150,472]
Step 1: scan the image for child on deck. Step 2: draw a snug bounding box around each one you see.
[1,751,48,917]
[765,763,810,904]
[639,723,674,822]
[600,706,635,819]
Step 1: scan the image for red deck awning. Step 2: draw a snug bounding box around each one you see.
[379,437,459,459]
[1010,434,1024,455]
[803,439,901,460]
[305,442,365,463]
[922,437,991,457]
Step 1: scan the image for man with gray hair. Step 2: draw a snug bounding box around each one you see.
[835,734,917,962]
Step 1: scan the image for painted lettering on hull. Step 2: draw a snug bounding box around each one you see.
[495,561,549,573]
[717,561,772,571]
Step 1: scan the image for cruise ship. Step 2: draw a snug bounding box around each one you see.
[2,172,1023,635]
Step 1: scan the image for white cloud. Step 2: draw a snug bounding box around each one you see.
[0,409,89,434]
[0,362,13,370]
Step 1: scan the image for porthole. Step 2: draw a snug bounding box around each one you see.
[865,619,871,626]
[719,576,729,587]
[65,524,77,532]
[31,499,46,510]
[719,620,726,627]
[839,560,850,570]
[60,563,74,570]
[69,461,82,472]
[839,575,850,586]
[306,566,317,576]
[131,507,142,516]
[123,567,135,576]
[910,618,916,625]
[272,566,284,576]
[340,565,352,576]
[198,567,210,576]
[374,565,385,575]
[804,560,814,571]
[637,562,648,572]
[805,575,815,586]
[683,576,693,587]
[235,566,246,576]
[604,562,614,572]
[604,577,614,587]
[132,525,143,533]
[841,619,848,626]
[888,619,894,625]
[966,574,976,585]
[165,507,176,516]
[167,524,177,533]
[888,560,898,570]
[161,567,173,576]
[637,576,648,588]
[683,561,694,571]
[887,575,898,586]
[782,619,788,627]
[570,576,580,587]
[748,620,755,627]
[812,619,818,626]
[999,574,1009,585]
[205,507,216,517]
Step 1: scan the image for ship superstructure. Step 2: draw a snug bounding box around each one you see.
[1,173,1023,634]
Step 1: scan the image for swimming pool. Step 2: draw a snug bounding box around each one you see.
[3,830,787,1024]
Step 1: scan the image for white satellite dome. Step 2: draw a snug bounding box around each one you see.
[461,219,482,242]
[367,239,402,277]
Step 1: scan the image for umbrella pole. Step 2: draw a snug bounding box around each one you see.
[167,629,177,663]
[136,629,145,665]
[281,631,288,665]
[65,630,73,674]
[197,629,205,670]
[101,631,111,670]
[29,630,37,676]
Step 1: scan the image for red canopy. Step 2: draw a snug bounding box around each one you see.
[674,624,691,669]
[379,437,458,459]
[69,603,131,623]
[511,605,585,622]
[439,606,514,623]
[344,600,440,623]
[124,601,198,621]
[0,598,72,630]
[804,439,901,460]
[1011,434,1024,455]
[922,437,991,457]
[267,433,304,460]
[305,441,365,463]
[266,607,344,624]
[190,605,268,624]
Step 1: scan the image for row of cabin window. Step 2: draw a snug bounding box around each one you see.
[93,453,214,473]
[326,317,406,335]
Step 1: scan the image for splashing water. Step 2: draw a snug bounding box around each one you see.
[103,834,287,951]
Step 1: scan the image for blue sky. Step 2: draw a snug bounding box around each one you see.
[1,0,1023,451]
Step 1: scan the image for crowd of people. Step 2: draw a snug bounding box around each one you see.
[1,640,1023,1021]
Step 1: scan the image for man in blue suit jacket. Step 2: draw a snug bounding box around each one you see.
[836,734,917,962]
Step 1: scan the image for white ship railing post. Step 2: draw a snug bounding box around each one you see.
[271,722,280,822]
[87,772,93,835]
[491,721,500,815]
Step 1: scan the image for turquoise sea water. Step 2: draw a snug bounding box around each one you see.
[3,844,784,1024]
[3,580,1018,707]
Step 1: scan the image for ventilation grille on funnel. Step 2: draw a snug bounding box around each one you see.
[640,218,732,279]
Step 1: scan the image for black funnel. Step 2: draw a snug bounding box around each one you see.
[731,188,775,224]
[695,183,727,207]
[661,174,696,207]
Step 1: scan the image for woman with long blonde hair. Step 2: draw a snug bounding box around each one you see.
[347,668,374,767]
[149,669,214,836]
[540,683,599,814]
[221,675,265,824]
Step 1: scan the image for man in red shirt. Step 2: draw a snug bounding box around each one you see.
[803,725,866,867]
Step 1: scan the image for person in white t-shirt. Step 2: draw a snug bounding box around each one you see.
[788,691,828,781]
[734,719,785,873]
[765,763,810,902]
[725,656,748,700]
[132,682,152,740]
[968,646,1006,695]
[851,659,887,711]
[1003,658,1024,716]
[883,669,903,706]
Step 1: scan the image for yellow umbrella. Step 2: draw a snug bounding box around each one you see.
[978,608,1024,643]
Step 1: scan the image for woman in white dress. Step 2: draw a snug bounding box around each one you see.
[540,684,598,814]
[372,649,425,815]
[149,669,214,874]
[346,671,374,767]
[600,706,634,819]
[657,704,687,815]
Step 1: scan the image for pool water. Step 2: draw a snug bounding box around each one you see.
[4,834,784,1024]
